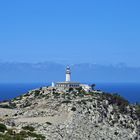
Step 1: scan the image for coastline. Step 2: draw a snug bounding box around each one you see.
[0,83,140,103]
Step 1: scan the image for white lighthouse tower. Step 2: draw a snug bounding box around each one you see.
[66,66,71,82]
[55,66,80,88]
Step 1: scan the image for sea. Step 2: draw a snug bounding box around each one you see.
[0,83,140,103]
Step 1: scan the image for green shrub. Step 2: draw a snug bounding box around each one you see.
[46,122,52,125]
[27,131,46,140]
[61,100,71,104]
[69,88,74,92]
[19,130,28,137]
[0,104,12,109]
[53,92,60,97]
[0,123,7,133]
[23,93,30,97]
[71,107,76,111]
[0,128,45,140]
[22,126,35,132]
[34,90,40,97]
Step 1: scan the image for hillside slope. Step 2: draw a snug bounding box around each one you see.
[0,87,140,140]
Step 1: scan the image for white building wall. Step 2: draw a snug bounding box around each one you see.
[66,73,71,82]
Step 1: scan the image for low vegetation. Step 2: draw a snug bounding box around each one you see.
[0,130,45,140]
[46,122,52,125]
[101,93,129,113]
[71,107,76,111]
[22,125,35,132]
[0,104,12,109]
[135,104,140,118]
[0,123,45,140]
[34,90,41,97]
[61,100,71,104]
[0,123,7,133]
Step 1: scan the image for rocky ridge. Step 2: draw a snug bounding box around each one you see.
[0,86,140,140]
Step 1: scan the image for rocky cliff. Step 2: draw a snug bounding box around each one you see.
[0,87,139,140]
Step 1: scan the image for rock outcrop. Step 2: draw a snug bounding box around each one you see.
[0,87,140,140]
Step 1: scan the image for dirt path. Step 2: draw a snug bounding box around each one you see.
[15,111,73,124]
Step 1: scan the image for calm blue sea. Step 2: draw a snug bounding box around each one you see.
[0,83,140,103]
[0,83,47,102]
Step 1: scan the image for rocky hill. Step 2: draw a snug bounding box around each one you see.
[0,87,140,140]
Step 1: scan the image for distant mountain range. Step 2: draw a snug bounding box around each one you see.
[0,62,140,83]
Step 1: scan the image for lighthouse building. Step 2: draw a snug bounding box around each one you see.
[66,66,71,82]
[55,66,80,88]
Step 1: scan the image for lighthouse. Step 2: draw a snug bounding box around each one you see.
[55,66,80,88]
[66,66,71,82]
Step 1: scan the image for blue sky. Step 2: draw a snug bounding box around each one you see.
[0,0,140,66]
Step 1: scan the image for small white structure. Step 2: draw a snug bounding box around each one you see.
[52,82,55,87]
[80,84,92,92]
